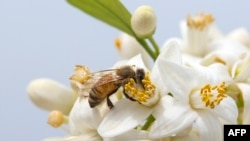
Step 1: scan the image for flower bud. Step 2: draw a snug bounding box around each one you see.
[131,5,157,38]
[47,110,68,128]
[27,78,77,115]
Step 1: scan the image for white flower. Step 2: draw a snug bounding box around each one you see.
[114,32,151,67]
[149,39,238,141]
[179,12,222,57]
[68,63,156,140]
[98,54,158,138]
[27,78,77,115]
[230,53,250,124]
[200,39,249,71]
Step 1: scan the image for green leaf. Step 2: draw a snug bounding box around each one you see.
[67,0,135,36]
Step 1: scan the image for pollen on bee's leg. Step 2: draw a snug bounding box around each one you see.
[124,72,159,107]
[47,110,68,128]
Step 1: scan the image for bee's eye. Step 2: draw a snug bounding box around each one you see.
[136,69,145,80]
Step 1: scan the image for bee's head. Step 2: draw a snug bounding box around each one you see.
[135,68,145,82]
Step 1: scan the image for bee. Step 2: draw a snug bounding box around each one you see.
[70,65,145,109]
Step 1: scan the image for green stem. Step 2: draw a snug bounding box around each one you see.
[148,36,160,58]
[136,38,157,61]
[141,114,155,130]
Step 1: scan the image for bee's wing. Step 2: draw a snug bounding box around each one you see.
[70,69,120,97]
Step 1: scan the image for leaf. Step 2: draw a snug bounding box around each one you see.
[67,0,135,36]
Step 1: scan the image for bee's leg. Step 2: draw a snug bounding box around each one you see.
[123,89,136,101]
[107,96,114,109]
[106,88,120,109]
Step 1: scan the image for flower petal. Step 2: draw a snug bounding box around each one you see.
[226,27,250,48]
[69,98,102,135]
[201,50,239,70]
[207,39,248,55]
[212,96,238,124]
[127,54,148,70]
[158,38,183,65]
[150,98,198,139]
[104,129,150,141]
[237,83,250,124]
[98,99,152,137]
[115,32,150,67]
[157,60,196,101]
[235,60,250,82]
[195,110,222,141]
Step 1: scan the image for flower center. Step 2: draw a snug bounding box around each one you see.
[200,82,227,109]
[187,13,214,30]
[124,72,158,106]
[114,38,121,50]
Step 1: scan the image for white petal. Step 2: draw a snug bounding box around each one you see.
[150,100,198,138]
[188,62,232,86]
[226,27,250,48]
[115,33,150,66]
[237,83,250,124]
[69,98,102,135]
[152,95,174,117]
[98,99,152,138]
[171,132,199,141]
[212,96,238,124]
[158,38,183,65]
[235,60,250,82]
[201,50,239,70]
[195,110,222,141]
[127,54,149,70]
[157,60,196,101]
[207,39,248,55]
[27,78,76,114]
[104,129,150,141]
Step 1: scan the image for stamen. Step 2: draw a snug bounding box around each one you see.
[115,38,121,50]
[187,12,215,30]
[200,82,227,109]
[124,72,157,106]
[214,57,226,65]
[70,65,91,84]
[47,110,68,128]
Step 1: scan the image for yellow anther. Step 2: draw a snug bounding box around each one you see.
[115,38,121,50]
[47,110,68,128]
[187,12,215,30]
[70,65,91,84]
[124,72,156,104]
[200,82,227,109]
[214,57,226,65]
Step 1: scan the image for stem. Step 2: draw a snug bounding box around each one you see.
[148,36,160,58]
[136,38,157,61]
[141,114,155,130]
